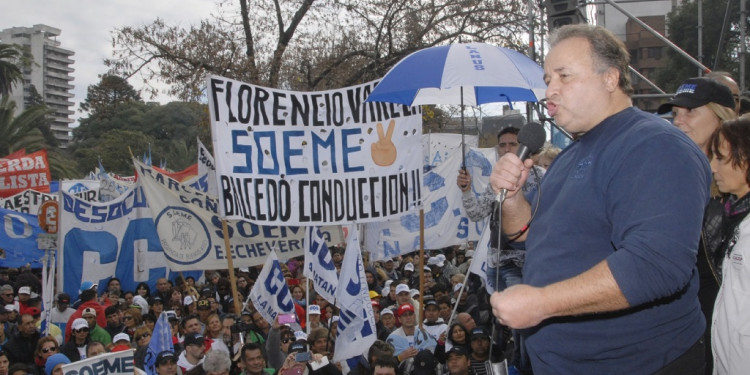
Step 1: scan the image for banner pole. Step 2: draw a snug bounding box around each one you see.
[221,219,243,315]
[419,209,425,329]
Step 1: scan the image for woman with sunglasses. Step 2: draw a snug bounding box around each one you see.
[31,336,59,375]
[266,316,297,370]
[123,308,143,341]
[61,318,91,362]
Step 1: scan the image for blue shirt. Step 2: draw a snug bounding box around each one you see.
[522,108,710,374]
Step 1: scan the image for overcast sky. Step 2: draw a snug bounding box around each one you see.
[0,0,219,124]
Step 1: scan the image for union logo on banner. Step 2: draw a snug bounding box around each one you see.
[154,206,212,265]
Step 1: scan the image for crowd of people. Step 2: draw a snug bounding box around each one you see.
[0,239,511,375]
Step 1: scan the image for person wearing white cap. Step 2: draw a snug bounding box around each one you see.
[377,308,397,341]
[16,286,32,315]
[307,304,323,330]
[61,318,91,361]
[382,258,400,281]
[385,284,420,322]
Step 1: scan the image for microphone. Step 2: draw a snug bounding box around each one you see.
[496,122,546,202]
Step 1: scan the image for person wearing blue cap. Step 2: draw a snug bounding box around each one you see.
[44,353,70,375]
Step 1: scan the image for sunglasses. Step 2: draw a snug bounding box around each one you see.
[123,316,134,321]
[41,347,58,354]
[136,333,151,340]
[74,327,90,333]
[281,338,293,344]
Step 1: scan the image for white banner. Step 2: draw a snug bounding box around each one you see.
[333,226,377,362]
[0,188,56,214]
[364,146,495,260]
[248,250,295,324]
[136,159,343,270]
[62,349,135,375]
[57,183,202,299]
[303,226,339,304]
[207,76,423,225]
[60,179,101,202]
[197,137,218,196]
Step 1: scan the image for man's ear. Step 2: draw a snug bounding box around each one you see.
[604,67,619,92]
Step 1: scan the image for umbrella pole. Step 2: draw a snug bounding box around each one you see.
[461,87,466,168]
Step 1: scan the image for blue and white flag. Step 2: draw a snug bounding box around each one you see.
[248,250,295,325]
[470,220,493,293]
[303,226,338,304]
[333,226,376,362]
[144,312,174,375]
[0,206,45,268]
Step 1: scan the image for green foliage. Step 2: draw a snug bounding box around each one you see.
[0,43,23,97]
[72,99,209,175]
[655,0,749,92]
[79,74,142,116]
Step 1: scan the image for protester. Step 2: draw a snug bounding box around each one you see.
[61,318,91,361]
[489,24,710,374]
[239,342,274,375]
[371,356,399,375]
[177,333,206,372]
[81,307,111,346]
[31,336,59,375]
[49,294,75,337]
[43,354,70,375]
[155,351,179,375]
[657,75,738,374]
[444,346,473,375]
[86,341,106,357]
[6,313,41,365]
[707,118,750,374]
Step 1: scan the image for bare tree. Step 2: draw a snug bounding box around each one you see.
[106,0,529,100]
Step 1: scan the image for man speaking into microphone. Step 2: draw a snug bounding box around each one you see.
[489,24,710,375]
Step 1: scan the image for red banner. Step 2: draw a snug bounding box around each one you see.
[0,149,51,198]
[153,163,198,183]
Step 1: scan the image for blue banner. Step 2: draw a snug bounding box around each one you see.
[0,206,45,268]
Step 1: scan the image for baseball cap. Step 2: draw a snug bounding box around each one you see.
[27,306,41,316]
[395,283,410,295]
[294,330,308,341]
[79,281,98,292]
[184,333,205,347]
[404,263,414,272]
[72,318,89,331]
[657,77,735,114]
[197,299,210,310]
[57,293,71,304]
[113,333,130,343]
[424,299,438,308]
[82,307,97,317]
[410,289,420,298]
[384,280,394,289]
[381,308,394,316]
[18,286,31,295]
[150,296,163,305]
[4,304,16,313]
[446,345,470,358]
[396,304,415,317]
[371,300,381,310]
[465,250,474,258]
[308,305,321,315]
[413,350,439,375]
[470,327,490,341]
[288,340,308,354]
[165,310,178,321]
[423,266,432,272]
[156,351,177,365]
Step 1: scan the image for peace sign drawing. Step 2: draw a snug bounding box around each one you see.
[371,119,398,166]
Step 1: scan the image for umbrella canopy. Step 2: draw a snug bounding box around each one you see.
[366,42,546,106]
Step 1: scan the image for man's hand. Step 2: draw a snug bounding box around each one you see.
[490,285,548,329]
[490,153,534,201]
[399,347,419,360]
[457,169,471,192]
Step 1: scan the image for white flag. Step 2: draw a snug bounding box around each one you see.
[333,226,377,362]
[470,220,493,292]
[303,226,339,304]
[248,250,295,325]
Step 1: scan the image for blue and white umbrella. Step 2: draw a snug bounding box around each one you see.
[366,42,546,166]
[366,42,546,106]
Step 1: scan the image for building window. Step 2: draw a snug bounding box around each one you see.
[647,47,662,60]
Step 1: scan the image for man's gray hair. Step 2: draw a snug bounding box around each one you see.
[549,24,633,96]
[202,350,232,373]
